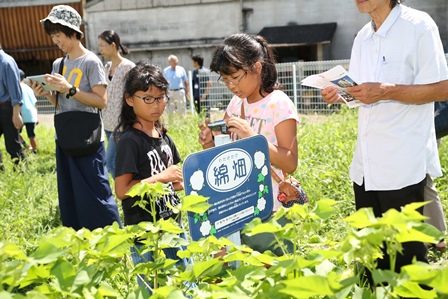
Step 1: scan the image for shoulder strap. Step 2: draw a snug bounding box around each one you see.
[54,56,67,115]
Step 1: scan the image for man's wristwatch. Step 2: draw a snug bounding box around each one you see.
[66,86,77,99]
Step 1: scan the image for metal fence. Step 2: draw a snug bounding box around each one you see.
[36,54,448,115]
[35,59,349,115]
[196,59,349,115]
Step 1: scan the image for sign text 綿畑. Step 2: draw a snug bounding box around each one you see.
[183,135,273,241]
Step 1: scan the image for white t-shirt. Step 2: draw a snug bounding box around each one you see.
[349,5,448,191]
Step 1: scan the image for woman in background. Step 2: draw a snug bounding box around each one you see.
[98,30,135,178]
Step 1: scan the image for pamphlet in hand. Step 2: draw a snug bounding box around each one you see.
[301,65,363,108]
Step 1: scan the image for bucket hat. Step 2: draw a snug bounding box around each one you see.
[40,5,83,38]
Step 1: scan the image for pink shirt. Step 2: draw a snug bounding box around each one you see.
[226,89,300,210]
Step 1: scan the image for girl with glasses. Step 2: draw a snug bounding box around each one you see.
[198,33,300,255]
[114,61,190,290]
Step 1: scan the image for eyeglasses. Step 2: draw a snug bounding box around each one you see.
[217,71,248,86]
[133,94,169,104]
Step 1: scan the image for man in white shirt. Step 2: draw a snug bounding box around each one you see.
[322,0,448,287]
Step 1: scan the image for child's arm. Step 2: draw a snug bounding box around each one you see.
[173,181,184,191]
[115,165,184,200]
[270,119,299,174]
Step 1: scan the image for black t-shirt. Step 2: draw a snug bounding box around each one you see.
[115,127,182,225]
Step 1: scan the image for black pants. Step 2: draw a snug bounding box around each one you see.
[0,103,24,167]
[353,178,427,278]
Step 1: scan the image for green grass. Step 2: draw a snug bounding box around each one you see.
[0,108,447,266]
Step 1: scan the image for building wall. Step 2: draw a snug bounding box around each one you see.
[85,0,240,71]
[84,0,448,75]
[2,0,446,74]
[0,1,83,75]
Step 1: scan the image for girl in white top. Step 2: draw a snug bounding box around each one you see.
[198,33,300,255]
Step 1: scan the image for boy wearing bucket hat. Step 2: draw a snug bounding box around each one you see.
[31,5,122,230]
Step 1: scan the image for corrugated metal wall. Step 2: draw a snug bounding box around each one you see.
[0,2,83,74]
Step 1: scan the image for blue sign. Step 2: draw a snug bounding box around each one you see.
[183,135,273,241]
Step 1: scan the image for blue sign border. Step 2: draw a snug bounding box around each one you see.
[183,135,273,241]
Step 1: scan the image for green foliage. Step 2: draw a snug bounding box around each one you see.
[0,111,447,298]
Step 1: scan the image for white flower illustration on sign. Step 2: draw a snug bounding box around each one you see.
[190,190,198,196]
[254,151,265,169]
[200,220,212,236]
[261,165,268,176]
[257,198,266,211]
[190,170,204,191]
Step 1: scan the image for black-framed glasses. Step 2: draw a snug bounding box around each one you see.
[133,94,169,104]
[217,71,248,86]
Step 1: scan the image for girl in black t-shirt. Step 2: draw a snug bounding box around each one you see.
[114,61,189,290]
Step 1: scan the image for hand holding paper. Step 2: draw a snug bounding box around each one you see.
[301,65,363,108]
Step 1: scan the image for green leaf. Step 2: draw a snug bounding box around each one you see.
[96,282,121,297]
[209,225,217,235]
[30,241,66,264]
[94,233,133,257]
[345,207,378,228]
[159,232,189,249]
[394,281,437,299]
[308,249,343,260]
[257,173,265,183]
[242,218,284,235]
[152,286,185,299]
[71,269,91,292]
[428,266,448,293]
[401,262,439,282]
[312,199,337,220]
[192,258,224,279]
[371,269,398,286]
[281,275,336,298]
[50,258,76,293]
[18,264,50,288]
[0,291,14,299]
[0,242,27,260]
[263,185,269,194]
[180,194,212,214]
[158,218,184,234]
[194,214,201,223]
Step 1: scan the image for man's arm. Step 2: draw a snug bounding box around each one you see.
[6,62,24,129]
[345,80,448,104]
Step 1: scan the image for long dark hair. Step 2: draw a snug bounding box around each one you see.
[98,30,129,55]
[210,33,281,97]
[115,61,168,136]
